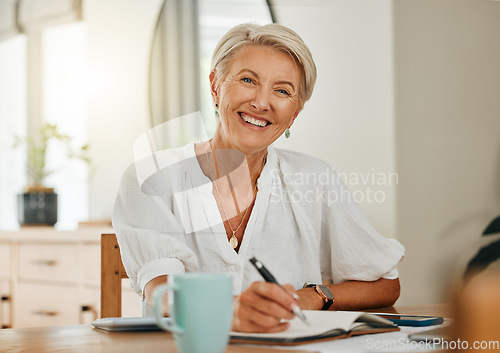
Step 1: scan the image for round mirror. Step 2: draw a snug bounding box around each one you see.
[149,0,274,139]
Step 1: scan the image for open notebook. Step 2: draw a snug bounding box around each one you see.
[230,311,399,346]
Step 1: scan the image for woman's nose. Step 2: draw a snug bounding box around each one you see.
[250,88,271,111]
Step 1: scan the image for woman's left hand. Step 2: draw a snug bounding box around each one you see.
[295,287,325,310]
[296,278,401,311]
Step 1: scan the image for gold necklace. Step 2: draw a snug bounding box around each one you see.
[204,141,262,249]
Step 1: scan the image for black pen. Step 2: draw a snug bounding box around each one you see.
[249,256,309,325]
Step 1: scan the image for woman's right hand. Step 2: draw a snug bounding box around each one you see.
[232,281,298,333]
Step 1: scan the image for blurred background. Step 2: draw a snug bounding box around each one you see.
[0,0,499,313]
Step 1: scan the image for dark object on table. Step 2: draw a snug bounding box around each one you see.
[18,191,58,226]
[463,215,500,280]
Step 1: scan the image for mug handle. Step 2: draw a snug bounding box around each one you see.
[153,283,183,334]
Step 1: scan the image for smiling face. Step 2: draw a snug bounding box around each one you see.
[210,45,302,155]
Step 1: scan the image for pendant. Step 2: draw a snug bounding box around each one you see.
[229,233,239,249]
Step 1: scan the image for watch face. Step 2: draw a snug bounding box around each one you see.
[319,285,334,300]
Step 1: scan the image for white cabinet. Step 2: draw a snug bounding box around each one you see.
[0,242,13,329]
[0,228,142,328]
[0,244,11,277]
[0,281,10,328]
[82,244,101,286]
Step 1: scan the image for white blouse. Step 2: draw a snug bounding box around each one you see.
[113,142,404,299]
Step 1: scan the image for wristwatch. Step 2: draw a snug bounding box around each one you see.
[304,284,334,310]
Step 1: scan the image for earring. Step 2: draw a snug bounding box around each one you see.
[215,103,219,118]
[285,128,291,138]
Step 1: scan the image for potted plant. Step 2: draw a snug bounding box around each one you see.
[14,123,89,226]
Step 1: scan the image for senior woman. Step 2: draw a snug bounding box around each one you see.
[113,23,404,333]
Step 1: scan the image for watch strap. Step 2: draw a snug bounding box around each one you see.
[305,284,334,310]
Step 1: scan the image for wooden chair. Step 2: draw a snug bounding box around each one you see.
[100,233,129,318]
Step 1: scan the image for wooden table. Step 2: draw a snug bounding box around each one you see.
[0,305,450,353]
[0,325,312,353]
[367,303,451,318]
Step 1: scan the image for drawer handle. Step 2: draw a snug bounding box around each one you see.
[80,305,97,324]
[31,259,57,266]
[31,310,59,317]
[1,295,11,328]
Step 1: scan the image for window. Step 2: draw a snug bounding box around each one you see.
[0,22,88,230]
[42,22,88,229]
[0,36,27,229]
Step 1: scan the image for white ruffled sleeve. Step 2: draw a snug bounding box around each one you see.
[112,164,199,298]
[320,169,405,284]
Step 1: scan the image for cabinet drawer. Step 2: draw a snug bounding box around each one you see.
[14,283,79,328]
[82,284,142,319]
[82,244,101,285]
[19,244,78,283]
[0,280,10,297]
[81,289,100,324]
[0,243,11,278]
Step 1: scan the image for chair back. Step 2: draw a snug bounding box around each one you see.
[101,233,128,318]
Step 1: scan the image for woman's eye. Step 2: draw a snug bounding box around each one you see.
[242,77,253,84]
[277,89,290,96]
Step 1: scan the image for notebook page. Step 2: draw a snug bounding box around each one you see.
[231,310,364,339]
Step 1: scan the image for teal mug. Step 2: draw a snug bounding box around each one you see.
[153,273,233,353]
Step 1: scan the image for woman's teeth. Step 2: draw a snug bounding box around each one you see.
[240,113,268,127]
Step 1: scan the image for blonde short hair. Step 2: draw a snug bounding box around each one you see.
[210,23,317,108]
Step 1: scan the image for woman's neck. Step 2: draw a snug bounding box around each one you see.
[209,135,268,187]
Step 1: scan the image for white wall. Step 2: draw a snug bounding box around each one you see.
[393,0,500,304]
[86,0,163,220]
[272,0,500,305]
[272,0,397,239]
